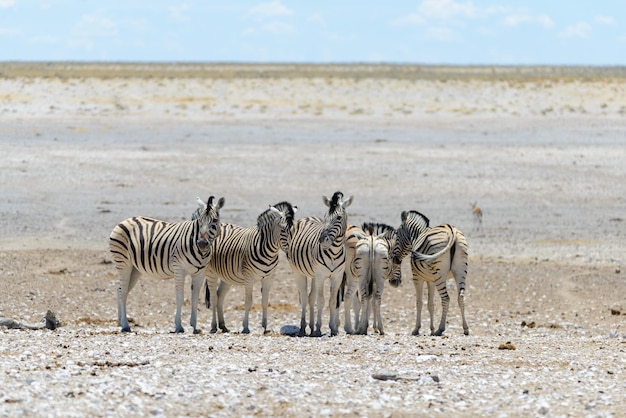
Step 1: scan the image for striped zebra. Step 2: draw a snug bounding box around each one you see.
[285,191,353,337]
[109,196,225,334]
[392,210,470,336]
[343,222,401,335]
[196,201,297,334]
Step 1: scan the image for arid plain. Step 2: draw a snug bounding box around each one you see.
[1,63,625,417]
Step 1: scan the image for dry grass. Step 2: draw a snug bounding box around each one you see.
[1,62,626,82]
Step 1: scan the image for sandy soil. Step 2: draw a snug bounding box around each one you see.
[1,64,625,417]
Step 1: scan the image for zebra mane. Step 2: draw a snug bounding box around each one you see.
[401,210,430,231]
[327,191,344,214]
[271,201,296,228]
[362,222,396,238]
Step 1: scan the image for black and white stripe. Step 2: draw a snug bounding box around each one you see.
[343,222,400,335]
[109,196,224,333]
[200,201,296,334]
[285,191,353,336]
[393,210,469,336]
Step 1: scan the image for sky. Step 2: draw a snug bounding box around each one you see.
[1,0,625,65]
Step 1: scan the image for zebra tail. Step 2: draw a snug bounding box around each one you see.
[412,225,456,262]
[337,272,346,308]
[204,280,211,309]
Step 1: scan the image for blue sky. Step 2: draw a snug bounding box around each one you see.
[1,1,625,64]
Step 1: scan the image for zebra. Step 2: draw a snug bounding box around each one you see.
[285,191,353,337]
[196,201,297,334]
[109,196,225,334]
[343,222,401,335]
[392,210,469,336]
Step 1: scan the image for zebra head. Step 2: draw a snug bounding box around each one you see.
[320,191,353,250]
[392,210,430,265]
[363,222,403,288]
[269,201,297,256]
[196,196,225,254]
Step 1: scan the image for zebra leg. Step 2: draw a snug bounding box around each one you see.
[216,281,231,333]
[451,234,470,335]
[117,266,139,332]
[311,274,325,337]
[242,282,253,334]
[356,292,370,335]
[374,278,384,335]
[294,273,309,337]
[434,279,450,336]
[173,271,186,333]
[308,277,317,336]
[427,281,436,335]
[190,272,204,334]
[328,272,343,336]
[411,278,425,336]
[343,276,357,334]
[260,277,274,334]
[353,291,361,331]
[206,276,220,333]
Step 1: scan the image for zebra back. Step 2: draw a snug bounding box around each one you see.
[109,196,224,278]
[206,202,294,283]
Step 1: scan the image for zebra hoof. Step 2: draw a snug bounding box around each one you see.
[193,329,201,335]
[434,330,444,336]
[121,327,131,333]
[464,330,470,336]
[411,329,420,336]
[209,328,218,334]
[241,328,250,334]
[310,330,322,338]
[172,327,185,334]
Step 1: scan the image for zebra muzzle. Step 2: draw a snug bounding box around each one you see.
[197,238,210,252]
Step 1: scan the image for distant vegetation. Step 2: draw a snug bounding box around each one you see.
[1,62,625,82]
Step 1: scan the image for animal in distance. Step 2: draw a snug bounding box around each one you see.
[392,210,469,336]
[285,191,353,337]
[109,196,225,333]
[471,201,483,231]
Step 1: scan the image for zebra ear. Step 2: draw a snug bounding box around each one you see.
[196,196,207,210]
[268,205,281,215]
[216,197,225,210]
[342,195,354,208]
[322,196,331,207]
[401,211,408,222]
[292,205,298,214]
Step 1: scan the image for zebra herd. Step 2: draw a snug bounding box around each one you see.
[109,191,469,337]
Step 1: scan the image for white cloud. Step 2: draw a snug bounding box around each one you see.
[262,21,294,34]
[418,0,481,20]
[169,4,191,22]
[249,1,292,19]
[392,13,426,27]
[595,15,616,25]
[503,14,554,29]
[307,13,324,25]
[29,35,59,45]
[74,14,117,37]
[0,0,15,8]
[425,26,460,42]
[559,22,592,39]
